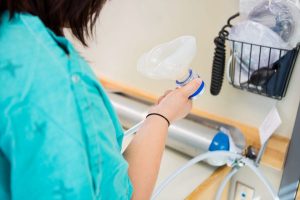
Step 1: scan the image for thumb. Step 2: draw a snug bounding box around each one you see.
[180,78,202,98]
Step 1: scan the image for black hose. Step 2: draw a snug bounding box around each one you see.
[210,13,239,95]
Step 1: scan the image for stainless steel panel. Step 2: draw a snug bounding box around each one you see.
[279,103,300,200]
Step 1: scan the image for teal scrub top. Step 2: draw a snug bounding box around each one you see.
[0,11,133,200]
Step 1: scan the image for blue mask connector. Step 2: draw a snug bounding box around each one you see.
[175,68,205,99]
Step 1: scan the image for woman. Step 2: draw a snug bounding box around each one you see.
[0,1,202,199]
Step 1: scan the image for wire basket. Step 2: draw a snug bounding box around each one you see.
[227,39,300,100]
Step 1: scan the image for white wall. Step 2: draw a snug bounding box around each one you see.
[69,0,300,138]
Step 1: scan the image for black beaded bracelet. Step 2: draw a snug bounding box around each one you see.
[146,113,170,127]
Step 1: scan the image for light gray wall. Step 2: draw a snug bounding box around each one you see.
[68,0,300,139]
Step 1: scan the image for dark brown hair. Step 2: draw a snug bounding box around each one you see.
[0,0,106,46]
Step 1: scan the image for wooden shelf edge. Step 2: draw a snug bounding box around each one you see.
[185,166,231,200]
[99,76,290,170]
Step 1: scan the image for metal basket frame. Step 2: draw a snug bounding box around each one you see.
[227,39,300,100]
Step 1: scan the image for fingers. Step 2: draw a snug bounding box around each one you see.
[179,78,202,98]
[157,90,173,104]
[163,90,173,97]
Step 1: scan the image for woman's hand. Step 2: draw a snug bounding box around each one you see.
[149,78,203,123]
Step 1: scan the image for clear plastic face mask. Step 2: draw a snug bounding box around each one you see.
[137,36,205,99]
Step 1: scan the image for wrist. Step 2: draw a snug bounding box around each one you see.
[145,114,170,130]
[146,113,170,127]
[148,106,174,123]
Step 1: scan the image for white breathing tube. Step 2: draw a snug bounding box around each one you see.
[150,151,280,200]
[123,114,279,199]
[124,120,144,137]
[124,123,279,200]
[215,167,239,200]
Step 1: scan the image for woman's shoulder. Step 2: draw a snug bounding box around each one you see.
[0,12,66,64]
[0,12,69,100]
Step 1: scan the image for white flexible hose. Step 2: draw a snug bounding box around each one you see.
[151,151,242,200]
[151,151,279,200]
[124,123,279,200]
[124,120,144,137]
[242,158,280,200]
[215,167,239,200]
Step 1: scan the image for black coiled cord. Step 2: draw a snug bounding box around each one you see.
[210,13,239,96]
